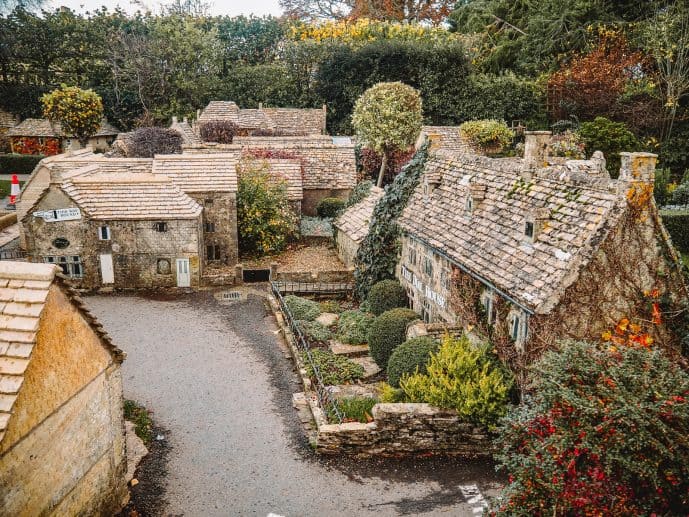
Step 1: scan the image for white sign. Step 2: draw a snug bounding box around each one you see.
[33,208,81,222]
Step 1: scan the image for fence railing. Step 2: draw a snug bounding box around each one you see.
[270,281,344,423]
[273,281,353,296]
[0,250,27,261]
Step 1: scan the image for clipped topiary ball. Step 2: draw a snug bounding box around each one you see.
[387,336,438,388]
[367,308,419,369]
[367,279,408,316]
[316,197,346,218]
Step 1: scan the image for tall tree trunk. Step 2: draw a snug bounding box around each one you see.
[377,150,388,187]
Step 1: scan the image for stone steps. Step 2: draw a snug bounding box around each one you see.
[350,356,381,379]
[329,340,369,357]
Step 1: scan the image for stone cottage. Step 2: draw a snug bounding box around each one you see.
[196,101,327,136]
[22,164,203,289]
[0,260,127,515]
[0,109,19,152]
[262,158,304,217]
[151,153,239,275]
[397,132,688,368]
[170,116,201,145]
[8,118,119,155]
[415,125,469,153]
[334,185,384,268]
[186,136,356,215]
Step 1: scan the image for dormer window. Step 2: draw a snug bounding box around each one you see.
[524,221,534,239]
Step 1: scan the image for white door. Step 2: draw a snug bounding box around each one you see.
[99,254,114,284]
[176,258,190,287]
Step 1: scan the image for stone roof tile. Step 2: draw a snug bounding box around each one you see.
[152,153,239,193]
[334,186,384,243]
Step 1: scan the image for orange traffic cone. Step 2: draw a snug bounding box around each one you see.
[9,174,19,206]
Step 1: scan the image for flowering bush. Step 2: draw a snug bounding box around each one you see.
[459,119,513,155]
[548,130,586,159]
[237,158,298,255]
[42,85,104,145]
[289,18,456,45]
[492,341,689,515]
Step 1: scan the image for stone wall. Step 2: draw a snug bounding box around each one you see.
[335,231,359,269]
[23,186,203,289]
[190,191,238,268]
[0,284,127,515]
[315,403,492,457]
[396,234,456,324]
[302,188,351,216]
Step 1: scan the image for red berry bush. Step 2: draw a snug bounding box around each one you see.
[492,341,689,515]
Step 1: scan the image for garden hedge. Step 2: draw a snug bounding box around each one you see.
[0,153,44,174]
[367,308,419,369]
[316,197,346,218]
[367,279,408,316]
[661,211,689,253]
[336,309,375,345]
[284,295,321,321]
[387,336,438,388]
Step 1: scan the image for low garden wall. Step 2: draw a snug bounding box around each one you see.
[315,402,492,457]
[268,286,493,457]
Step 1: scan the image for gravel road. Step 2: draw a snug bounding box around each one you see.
[86,290,502,517]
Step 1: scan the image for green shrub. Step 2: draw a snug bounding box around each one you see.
[367,308,419,369]
[660,211,689,253]
[316,197,346,218]
[387,336,438,388]
[0,153,44,174]
[578,117,640,177]
[302,349,365,386]
[284,295,321,321]
[329,396,377,423]
[401,335,512,429]
[319,300,342,314]
[492,341,689,515]
[367,279,408,316]
[459,119,513,154]
[378,381,405,403]
[655,168,672,206]
[296,320,332,344]
[669,174,689,205]
[123,399,153,445]
[346,179,373,207]
[336,309,375,345]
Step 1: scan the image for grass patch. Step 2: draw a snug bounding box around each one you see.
[329,396,378,423]
[123,399,153,445]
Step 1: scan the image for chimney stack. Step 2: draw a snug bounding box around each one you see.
[619,152,657,185]
[523,131,551,169]
[171,116,178,124]
[258,102,263,110]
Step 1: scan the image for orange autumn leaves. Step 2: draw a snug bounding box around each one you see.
[601,289,662,349]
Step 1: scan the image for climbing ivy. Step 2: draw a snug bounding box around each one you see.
[353,143,429,300]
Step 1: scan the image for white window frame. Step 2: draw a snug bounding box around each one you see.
[465,195,473,214]
[423,256,433,278]
[98,225,111,241]
[481,289,496,324]
[44,255,83,279]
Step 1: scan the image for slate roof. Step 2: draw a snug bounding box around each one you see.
[398,151,625,314]
[416,126,470,153]
[61,171,202,220]
[263,159,303,201]
[0,109,18,128]
[170,118,201,145]
[152,153,240,193]
[0,261,123,443]
[197,101,325,135]
[7,118,119,138]
[334,186,384,243]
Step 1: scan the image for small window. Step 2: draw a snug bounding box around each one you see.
[98,226,111,240]
[207,244,221,261]
[204,198,214,206]
[465,196,473,214]
[157,258,171,275]
[204,222,216,233]
[524,221,534,239]
[154,222,168,232]
[43,255,83,279]
[409,247,417,266]
[422,299,432,323]
[482,290,495,324]
[423,256,433,277]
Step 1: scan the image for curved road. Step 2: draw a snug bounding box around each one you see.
[86,290,501,517]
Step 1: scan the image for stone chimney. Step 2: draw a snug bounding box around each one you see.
[521,131,551,179]
[619,152,657,185]
[258,102,263,110]
[427,133,442,152]
[171,116,178,124]
[183,117,188,123]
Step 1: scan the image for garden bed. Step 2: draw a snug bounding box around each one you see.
[268,288,495,457]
